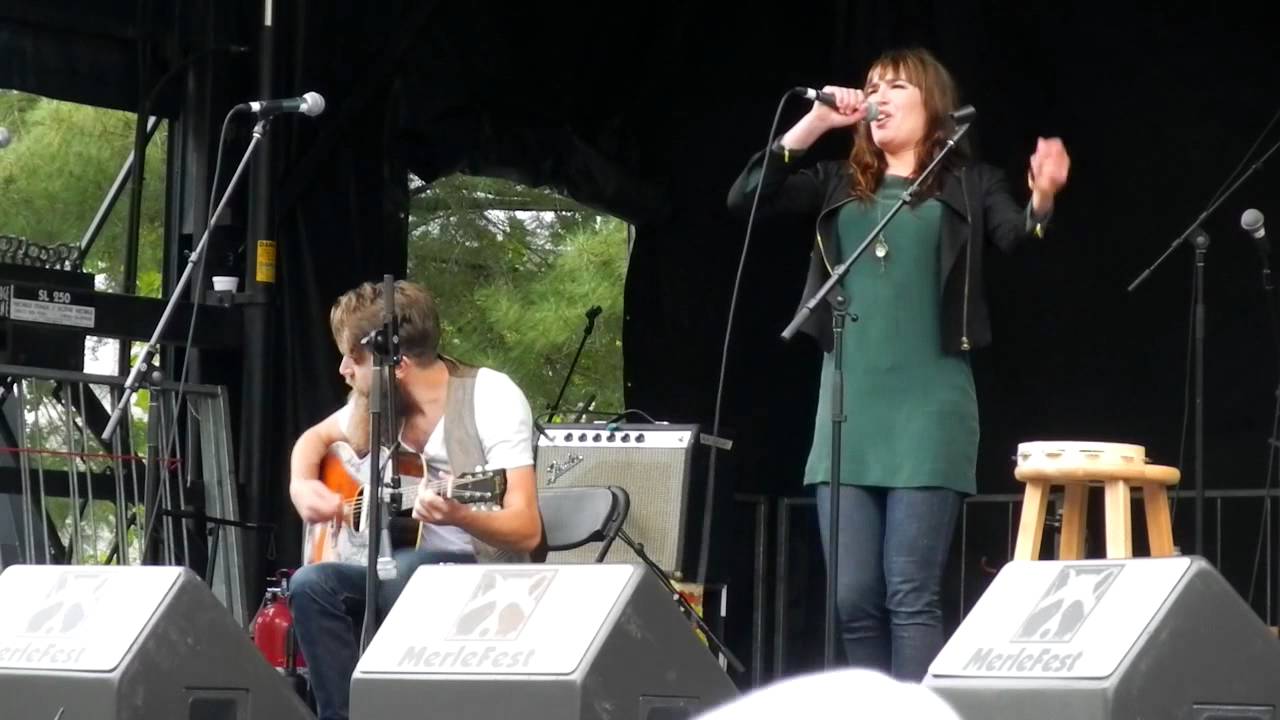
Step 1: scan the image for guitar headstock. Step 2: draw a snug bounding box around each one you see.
[449,467,507,511]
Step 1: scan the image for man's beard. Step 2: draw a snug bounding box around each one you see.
[345,388,372,456]
[344,382,414,457]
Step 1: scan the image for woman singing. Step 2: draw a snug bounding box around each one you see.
[727,46,1070,680]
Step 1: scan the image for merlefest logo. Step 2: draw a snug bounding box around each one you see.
[963,565,1123,674]
[0,572,111,666]
[398,569,556,671]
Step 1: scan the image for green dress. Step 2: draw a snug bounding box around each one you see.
[803,175,978,495]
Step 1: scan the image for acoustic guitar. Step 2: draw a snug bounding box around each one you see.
[302,441,506,566]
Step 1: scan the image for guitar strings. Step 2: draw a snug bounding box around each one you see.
[331,446,503,525]
[340,475,483,507]
[341,473,499,518]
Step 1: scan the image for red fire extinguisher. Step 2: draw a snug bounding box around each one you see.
[250,569,307,670]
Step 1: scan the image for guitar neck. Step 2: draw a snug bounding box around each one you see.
[350,474,498,508]
[393,480,496,503]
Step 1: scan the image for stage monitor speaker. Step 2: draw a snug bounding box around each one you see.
[0,565,312,720]
[351,563,738,719]
[924,556,1280,719]
[536,423,701,576]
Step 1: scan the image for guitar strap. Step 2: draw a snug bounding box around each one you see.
[440,355,531,564]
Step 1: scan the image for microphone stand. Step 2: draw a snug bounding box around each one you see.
[615,526,744,674]
[102,117,271,442]
[547,305,603,422]
[780,115,973,669]
[1248,237,1280,621]
[1258,244,1275,296]
[360,275,402,653]
[1191,229,1209,559]
[1265,250,1280,626]
[572,393,597,423]
[1127,133,1280,558]
[538,305,601,464]
[158,507,276,590]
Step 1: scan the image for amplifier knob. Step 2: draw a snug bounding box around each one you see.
[636,433,646,443]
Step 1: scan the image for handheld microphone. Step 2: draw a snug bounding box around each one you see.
[1242,208,1267,246]
[792,88,879,121]
[235,91,326,117]
[586,305,603,321]
[1243,208,1271,287]
[949,105,977,124]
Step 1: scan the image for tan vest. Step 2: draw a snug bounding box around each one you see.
[440,356,532,564]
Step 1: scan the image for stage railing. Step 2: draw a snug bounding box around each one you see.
[0,363,251,624]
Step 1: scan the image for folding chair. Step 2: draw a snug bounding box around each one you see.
[537,485,630,562]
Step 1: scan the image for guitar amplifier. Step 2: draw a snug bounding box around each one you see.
[536,423,701,577]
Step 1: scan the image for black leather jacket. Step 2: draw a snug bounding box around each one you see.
[727,143,1048,353]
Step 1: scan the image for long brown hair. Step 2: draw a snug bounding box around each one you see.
[848,47,961,202]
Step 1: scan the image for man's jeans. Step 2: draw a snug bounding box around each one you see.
[289,548,476,720]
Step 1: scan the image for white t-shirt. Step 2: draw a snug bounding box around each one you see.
[335,367,534,556]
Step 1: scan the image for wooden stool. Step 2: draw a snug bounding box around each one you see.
[1012,441,1181,561]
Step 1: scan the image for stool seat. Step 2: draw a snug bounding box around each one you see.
[1015,463,1181,485]
[1012,441,1179,561]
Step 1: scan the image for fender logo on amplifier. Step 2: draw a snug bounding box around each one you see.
[543,454,584,485]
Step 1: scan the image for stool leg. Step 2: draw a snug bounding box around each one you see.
[1060,484,1088,560]
[1104,480,1133,559]
[1015,481,1050,561]
[1143,485,1175,557]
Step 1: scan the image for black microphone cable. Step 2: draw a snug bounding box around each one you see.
[167,105,240,430]
[696,88,808,584]
[163,96,322,485]
[143,106,240,560]
[123,41,247,558]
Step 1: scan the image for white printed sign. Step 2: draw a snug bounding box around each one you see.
[356,563,635,675]
[929,557,1191,679]
[7,285,95,329]
[0,565,181,672]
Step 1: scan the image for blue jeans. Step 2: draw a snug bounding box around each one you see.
[814,484,961,682]
[288,549,476,720]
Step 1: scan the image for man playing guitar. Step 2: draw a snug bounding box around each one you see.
[287,279,543,720]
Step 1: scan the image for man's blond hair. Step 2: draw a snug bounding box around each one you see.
[329,280,441,363]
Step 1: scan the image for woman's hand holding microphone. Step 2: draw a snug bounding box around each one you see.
[780,86,875,151]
